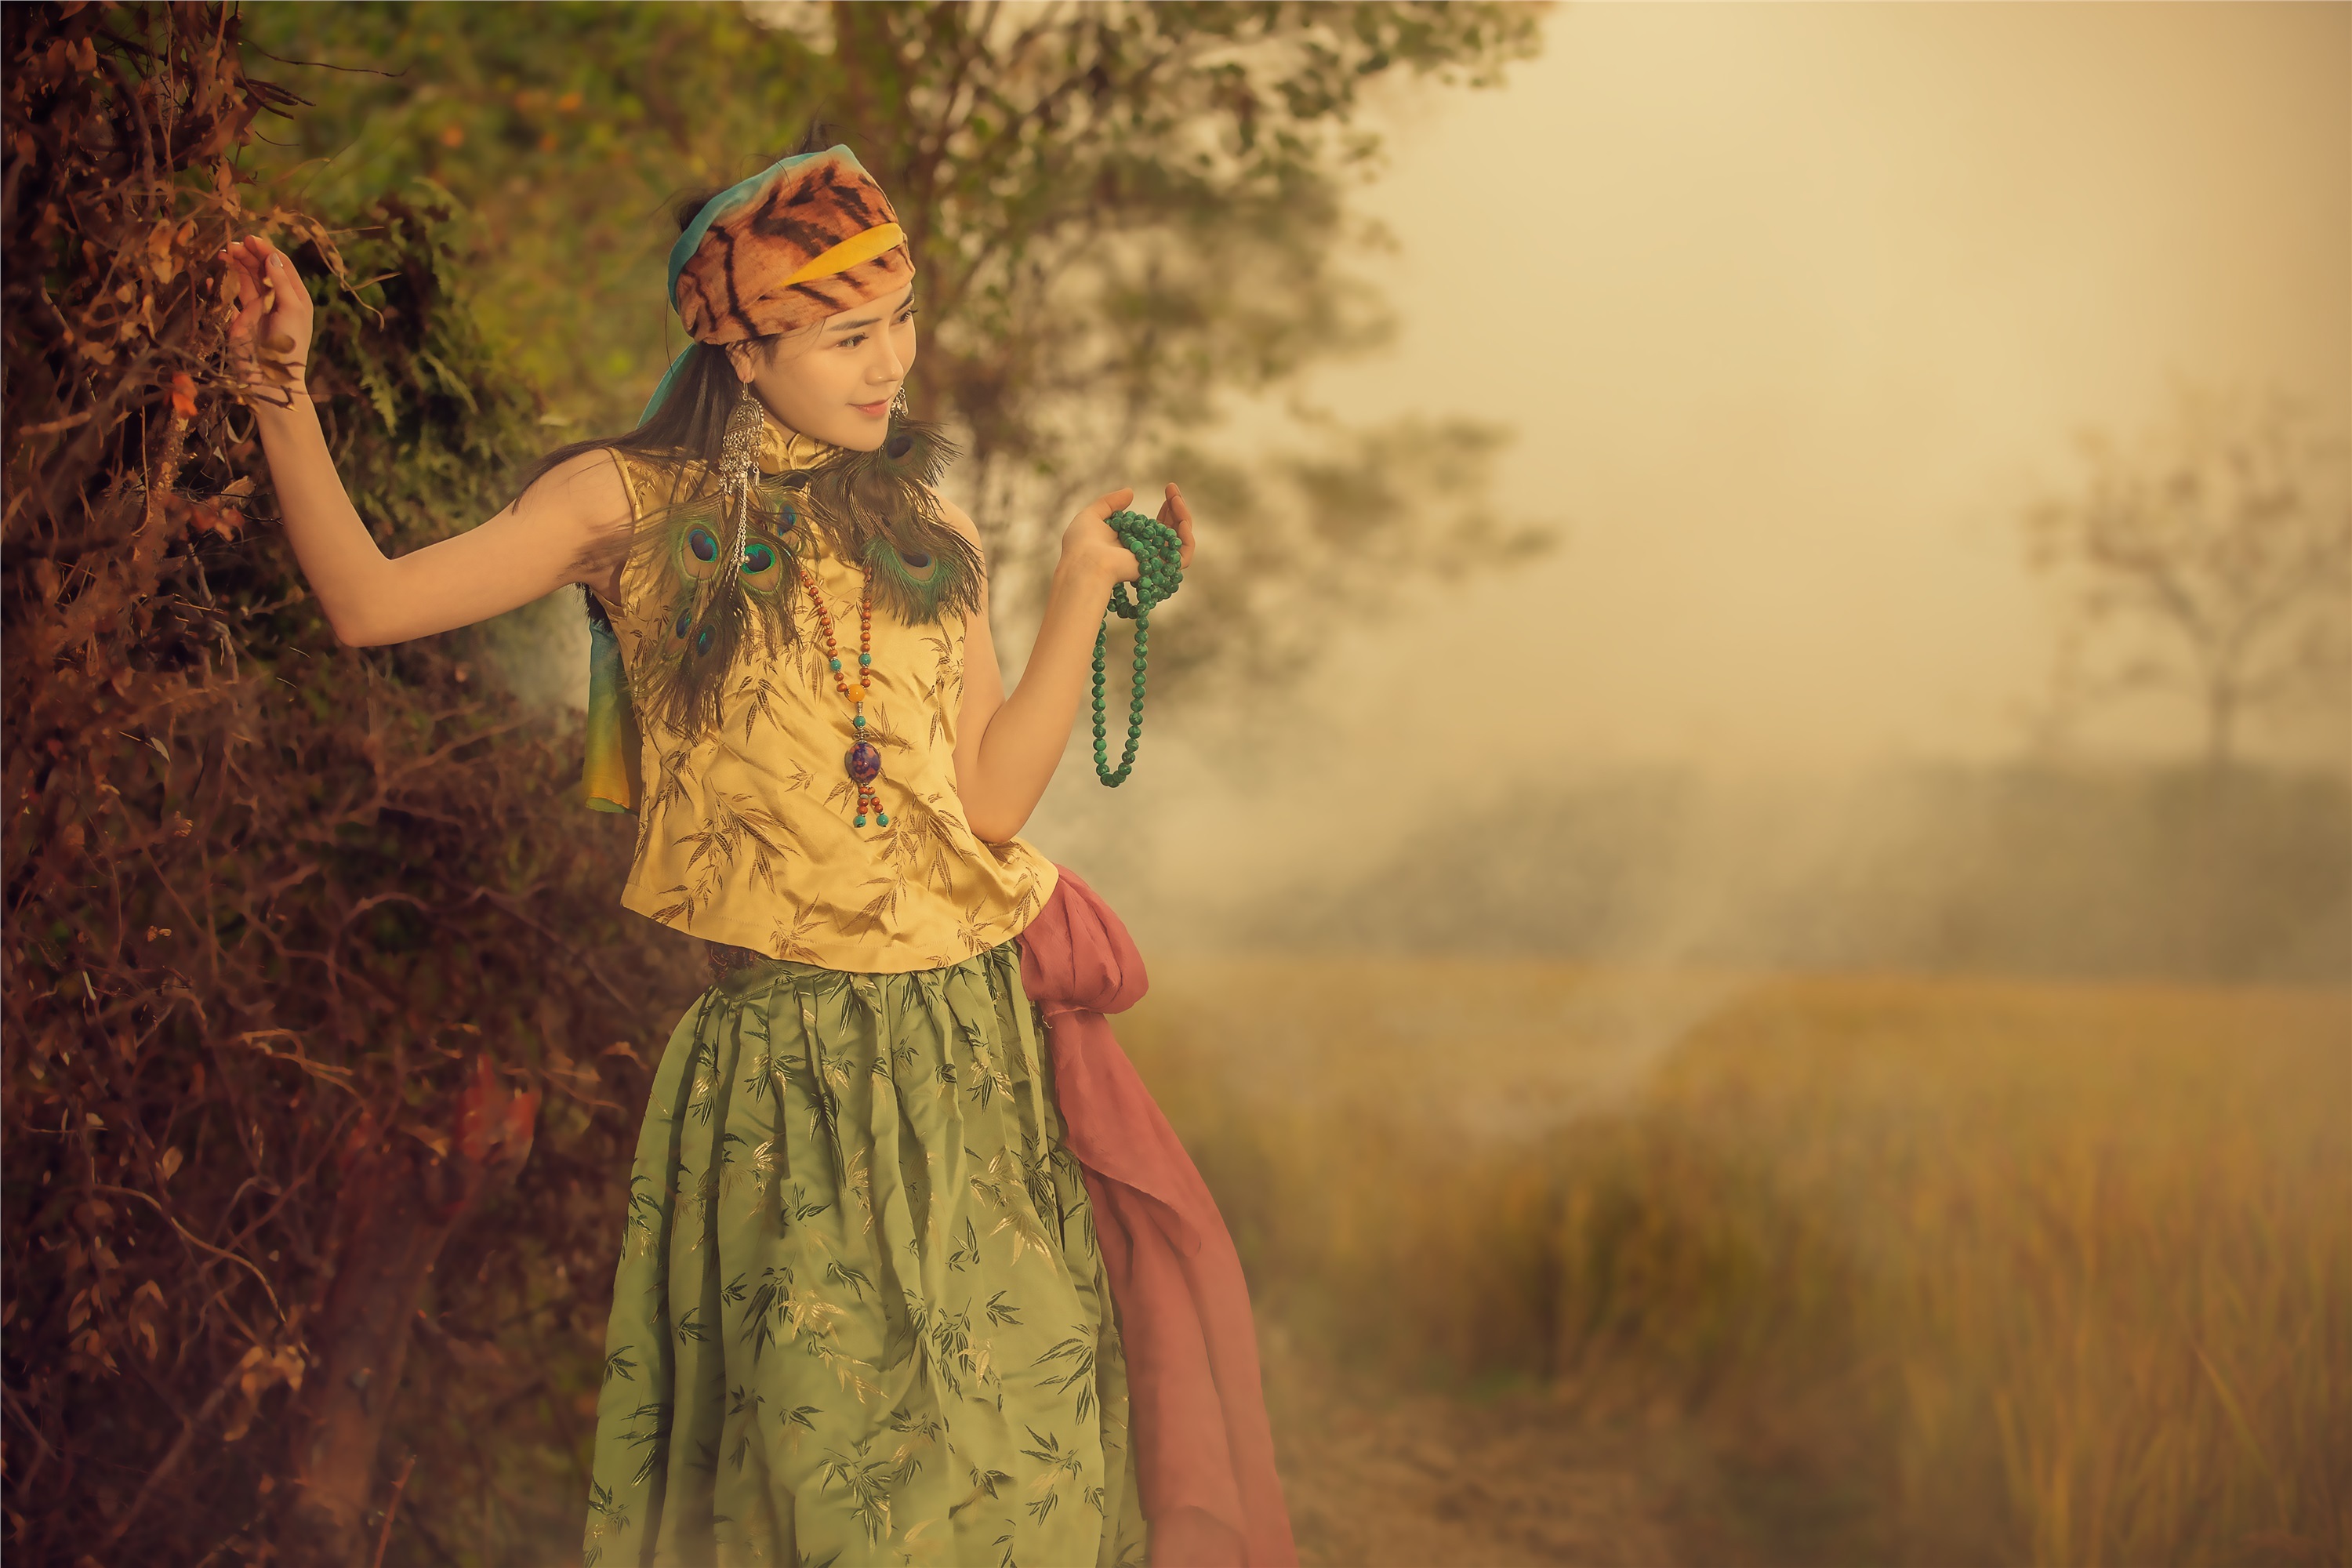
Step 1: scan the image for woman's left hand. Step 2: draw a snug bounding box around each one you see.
[1058,482,1197,590]
[965,481,1200,840]
[1157,482,1196,572]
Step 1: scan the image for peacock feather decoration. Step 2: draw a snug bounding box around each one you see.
[628,390,984,742]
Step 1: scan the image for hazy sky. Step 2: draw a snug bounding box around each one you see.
[1037,2,2350,916]
[1273,1,2349,773]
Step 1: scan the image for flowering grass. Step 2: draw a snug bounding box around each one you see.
[1121,959,2352,1566]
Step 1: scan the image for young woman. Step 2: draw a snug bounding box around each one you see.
[222,143,1293,1568]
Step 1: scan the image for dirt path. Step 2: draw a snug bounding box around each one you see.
[1261,1339,1686,1567]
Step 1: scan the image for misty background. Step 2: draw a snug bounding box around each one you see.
[10,6,2345,1563]
[1020,2,2351,982]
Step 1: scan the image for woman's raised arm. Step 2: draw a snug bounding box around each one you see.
[949,483,1194,843]
[221,235,630,647]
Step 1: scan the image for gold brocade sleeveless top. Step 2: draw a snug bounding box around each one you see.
[591,417,1057,974]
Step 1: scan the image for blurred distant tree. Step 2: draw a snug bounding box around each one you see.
[2027,388,2352,770]
[243,0,1555,688]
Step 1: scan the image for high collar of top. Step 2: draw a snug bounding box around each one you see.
[757,409,839,476]
[668,145,914,345]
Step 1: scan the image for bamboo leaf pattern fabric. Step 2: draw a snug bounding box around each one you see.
[583,942,1147,1568]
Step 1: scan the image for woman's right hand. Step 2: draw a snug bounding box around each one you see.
[220,235,314,404]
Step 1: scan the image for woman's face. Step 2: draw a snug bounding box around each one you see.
[729,283,919,451]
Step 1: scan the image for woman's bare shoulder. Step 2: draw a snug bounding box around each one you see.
[524,447,633,521]
[514,447,635,592]
[933,491,985,552]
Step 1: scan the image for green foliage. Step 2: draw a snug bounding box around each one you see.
[244,0,797,430]
[244,1,1536,434]
[297,193,540,539]
[297,186,590,706]
[241,1,1555,699]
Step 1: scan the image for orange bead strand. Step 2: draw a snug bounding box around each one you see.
[799,561,887,829]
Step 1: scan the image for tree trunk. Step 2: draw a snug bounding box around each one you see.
[275,1059,539,1565]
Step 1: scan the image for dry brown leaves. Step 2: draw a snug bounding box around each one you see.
[4,7,688,1561]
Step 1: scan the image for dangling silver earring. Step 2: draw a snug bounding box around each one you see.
[720,381,764,459]
[715,383,764,575]
[890,387,909,417]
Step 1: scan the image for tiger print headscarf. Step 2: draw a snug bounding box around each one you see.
[639,146,915,418]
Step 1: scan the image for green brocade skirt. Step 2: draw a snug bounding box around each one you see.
[582,942,1149,1568]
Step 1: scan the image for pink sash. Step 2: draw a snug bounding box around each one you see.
[1019,866,1298,1568]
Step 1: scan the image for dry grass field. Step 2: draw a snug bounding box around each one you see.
[1119,959,2352,1567]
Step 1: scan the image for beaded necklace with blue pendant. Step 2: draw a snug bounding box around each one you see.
[799,556,889,829]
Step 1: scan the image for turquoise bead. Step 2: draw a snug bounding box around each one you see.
[858,652,871,666]
[853,714,866,728]
[876,812,890,826]
[855,812,867,826]
[829,657,842,671]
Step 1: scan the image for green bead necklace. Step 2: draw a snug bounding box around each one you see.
[1091,508,1184,786]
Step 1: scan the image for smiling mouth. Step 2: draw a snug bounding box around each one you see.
[852,394,895,416]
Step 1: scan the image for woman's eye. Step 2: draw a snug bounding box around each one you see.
[836,332,865,349]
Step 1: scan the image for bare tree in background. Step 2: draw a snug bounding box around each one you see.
[2027,387,2352,770]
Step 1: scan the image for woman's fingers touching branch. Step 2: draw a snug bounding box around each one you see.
[216,235,314,400]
